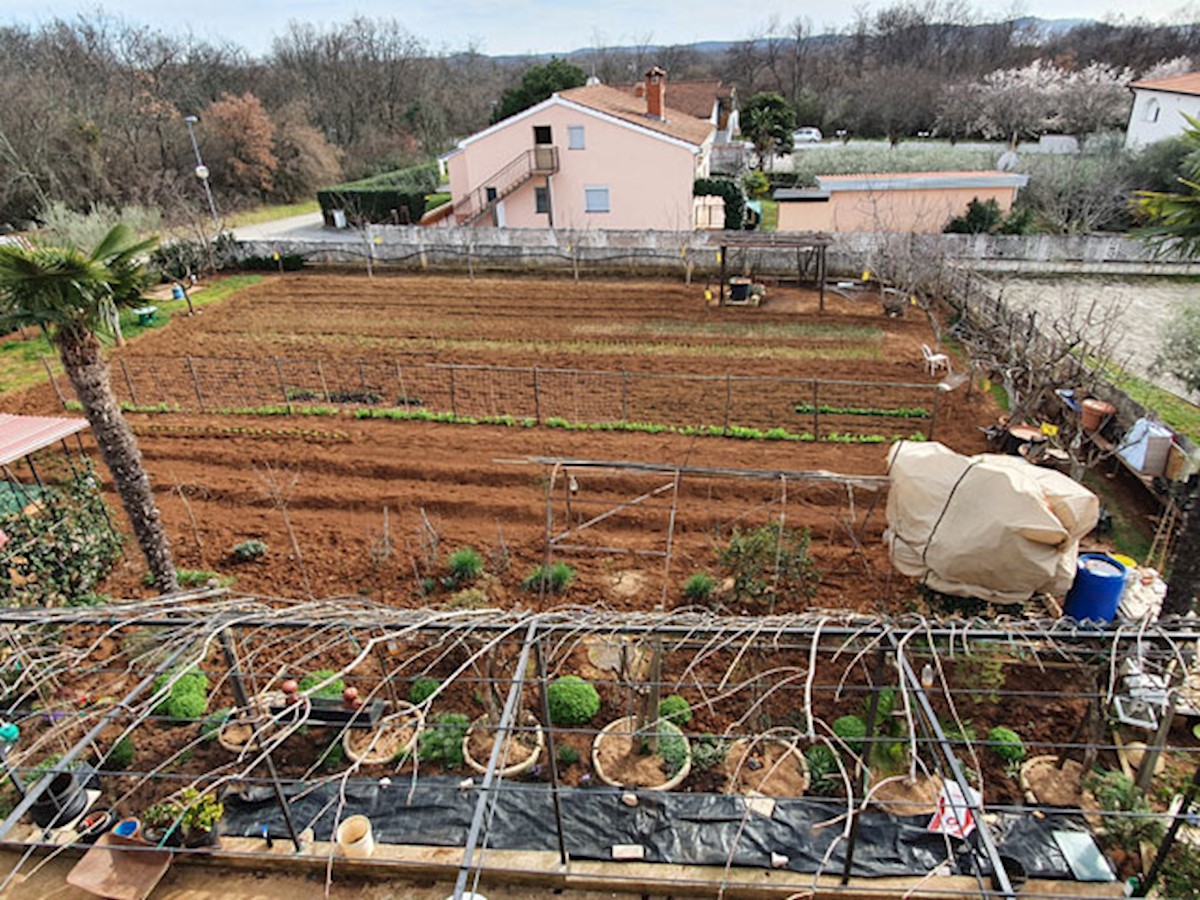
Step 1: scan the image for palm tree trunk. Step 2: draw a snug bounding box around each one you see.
[56,329,179,594]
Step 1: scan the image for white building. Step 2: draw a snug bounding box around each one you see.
[1125,72,1200,149]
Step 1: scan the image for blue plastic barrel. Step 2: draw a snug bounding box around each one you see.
[1063,553,1127,622]
[171,285,185,300]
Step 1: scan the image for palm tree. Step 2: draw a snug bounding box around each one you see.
[0,225,179,594]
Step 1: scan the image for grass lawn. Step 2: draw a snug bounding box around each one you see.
[759,200,778,232]
[225,201,320,227]
[0,275,262,399]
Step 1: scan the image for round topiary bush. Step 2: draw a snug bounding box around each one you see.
[987,726,1026,762]
[833,715,867,754]
[153,669,210,720]
[658,694,693,727]
[409,677,441,705]
[546,675,600,726]
[682,572,716,603]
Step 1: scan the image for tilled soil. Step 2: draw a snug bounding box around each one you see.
[11,271,999,610]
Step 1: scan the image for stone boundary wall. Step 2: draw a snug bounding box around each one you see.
[234,226,1197,278]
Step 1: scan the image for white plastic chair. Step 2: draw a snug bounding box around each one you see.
[921,343,951,377]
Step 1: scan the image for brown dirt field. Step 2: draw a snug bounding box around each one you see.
[10,271,1000,611]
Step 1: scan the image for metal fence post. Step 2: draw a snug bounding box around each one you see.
[119,357,139,407]
[533,366,542,424]
[185,356,205,412]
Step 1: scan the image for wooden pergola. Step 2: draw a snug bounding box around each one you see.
[714,230,833,309]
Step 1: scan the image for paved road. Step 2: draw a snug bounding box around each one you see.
[999,274,1199,404]
[231,211,329,243]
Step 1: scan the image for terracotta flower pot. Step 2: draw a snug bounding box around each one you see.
[592,716,691,791]
[462,711,544,777]
[343,702,424,766]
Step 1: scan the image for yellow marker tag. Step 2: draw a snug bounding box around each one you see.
[862,269,871,281]
[272,252,280,261]
[704,289,713,301]
[1041,422,1059,437]
[680,246,687,258]
[374,236,383,245]
[716,250,723,264]
[910,296,917,305]
[565,243,571,253]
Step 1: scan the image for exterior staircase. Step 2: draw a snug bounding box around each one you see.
[452,147,559,225]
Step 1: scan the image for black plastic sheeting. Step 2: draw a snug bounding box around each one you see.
[221,778,1103,881]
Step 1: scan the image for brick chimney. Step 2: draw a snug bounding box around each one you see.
[644,66,666,119]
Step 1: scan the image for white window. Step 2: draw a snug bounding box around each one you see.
[584,185,610,213]
[568,125,586,150]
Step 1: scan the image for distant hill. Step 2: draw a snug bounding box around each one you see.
[486,17,1095,66]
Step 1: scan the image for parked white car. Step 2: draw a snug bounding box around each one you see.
[792,127,823,143]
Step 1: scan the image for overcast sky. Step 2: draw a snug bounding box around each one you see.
[3,0,1197,57]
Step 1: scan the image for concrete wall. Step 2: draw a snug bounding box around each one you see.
[235,227,1198,278]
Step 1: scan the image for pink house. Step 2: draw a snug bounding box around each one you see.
[442,69,716,231]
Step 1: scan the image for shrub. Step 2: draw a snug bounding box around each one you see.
[0,462,122,607]
[320,739,345,771]
[716,522,820,608]
[409,677,441,705]
[557,744,581,766]
[682,572,716,603]
[987,726,1026,762]
[299,669,346,701]
[418,713,470,767]
[108,735,135,770]
[691,734,729,773]
[656,723,689,776]
[153,669,210,720]
[522,562,575,593]
[1086,770,1165,850]
[806,744,841,795]
[659,695,693,727]
[232,540,268,562]
[448,547,484,583]
[833,715,867,754]
[546,676,600,726]
[199,708,232,743]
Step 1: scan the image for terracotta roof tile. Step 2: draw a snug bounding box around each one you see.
[610,79,730,121]
[558,84,714,146]
[1129,72,1200,96]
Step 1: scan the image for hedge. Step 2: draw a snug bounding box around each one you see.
[317,162,441,226]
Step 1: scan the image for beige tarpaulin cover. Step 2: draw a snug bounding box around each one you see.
[884,441,1099,603]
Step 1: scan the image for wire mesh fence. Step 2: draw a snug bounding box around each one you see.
[92,356,943,440]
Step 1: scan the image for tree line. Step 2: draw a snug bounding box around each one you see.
[1,7,1197,226]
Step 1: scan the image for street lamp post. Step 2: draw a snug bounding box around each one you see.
[183,115,220,229]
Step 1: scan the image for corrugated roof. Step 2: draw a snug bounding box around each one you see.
[1129,72,1200,97]
[558,85,715,147]
[815,171,1029,191]
[0,414,90,466]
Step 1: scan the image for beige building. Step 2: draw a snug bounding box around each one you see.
[775,171,1029,234]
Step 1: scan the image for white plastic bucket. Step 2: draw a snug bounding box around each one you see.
[335,814,375,858]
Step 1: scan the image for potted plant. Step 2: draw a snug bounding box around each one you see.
[143,787,224,849]
[461,643,543,777]
[591,643,692,791]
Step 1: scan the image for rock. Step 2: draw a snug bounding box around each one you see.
[747,758,763,771]
[459,778,475,790]
[771,852,788,869]
[621,792,639,807]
